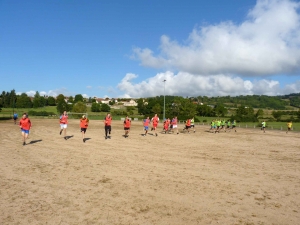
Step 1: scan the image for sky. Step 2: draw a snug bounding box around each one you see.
[1,0,300,98]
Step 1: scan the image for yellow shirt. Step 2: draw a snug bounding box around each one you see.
[287,122,292,128]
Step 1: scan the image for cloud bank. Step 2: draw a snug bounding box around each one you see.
[133,0,300,76]
[118,71,300,97]
[122,0,300,97]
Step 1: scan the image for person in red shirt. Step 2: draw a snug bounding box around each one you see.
[19,112,31,145]
[151,114,159,136]
[163,120,169,134]
[171,116,179,134]
[142,116,150,136]
[80,115,89,143]
[184,118,191,134]
[59,111,68,140]
[124,116,131,138]
[104,113,112,139]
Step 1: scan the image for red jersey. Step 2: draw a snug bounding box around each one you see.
[171,118,177,125]
[164,122,169,130]
[152,116,159,125]
[19,118,31,130]
[80,118,89,128]
[104,116,112,126]
[60,114,68,124]
[124,119,131,128]
[186,119,191,126]
[143,119,150,126]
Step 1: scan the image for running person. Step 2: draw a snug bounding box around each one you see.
[104,113,112,139]
[261,120,266,133]
[286,121,293,134]
[143,117,150,136]
[191,117,196,133]
[232,120,237,132]
[19,112,31,146]
[225,120,231,132]
[215,119,221,133]
[151,114,159,136]
[80,115,89,142]
[13,112,18,125]
[163,120,169,134]
[171,116,179,134]
[59,111,68,140]
[124,116,131,138]
[184,118,191,133]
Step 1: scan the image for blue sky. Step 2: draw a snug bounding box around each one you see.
[1,0,300,98]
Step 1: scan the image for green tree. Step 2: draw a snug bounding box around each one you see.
[33,91,41,108]
[68,96,74,103]
[272,111,282,121]
[214,104,228,117]
[255,109,264,118]
[152,103,161,115]
[74,94,84,103]
[91,102,101,112]
[47,96,56,106]
[16,93,32,108]
[72,101,87,113]
[56,94,69,114]
[101,103,111,112]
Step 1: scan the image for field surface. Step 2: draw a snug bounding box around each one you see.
[0,119,300,225]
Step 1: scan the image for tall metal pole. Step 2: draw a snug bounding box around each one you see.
[163,79,166,120]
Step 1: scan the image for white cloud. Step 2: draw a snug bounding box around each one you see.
[132,0,300,76]
[117,71,300,97]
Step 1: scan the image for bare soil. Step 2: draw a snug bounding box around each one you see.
[0,119,300,225]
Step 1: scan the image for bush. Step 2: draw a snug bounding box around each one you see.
[28,110,56,116]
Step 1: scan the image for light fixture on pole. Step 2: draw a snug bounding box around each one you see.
[163,79,166,121]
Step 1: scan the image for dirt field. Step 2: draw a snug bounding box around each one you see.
[0,119,299,225]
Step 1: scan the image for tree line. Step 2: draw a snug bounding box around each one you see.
[1,90,299,122]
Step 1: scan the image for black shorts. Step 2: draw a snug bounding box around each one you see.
[81,128,87,133]
[185,125,191,129]
[105,125,111,131]
[124,127,130,130]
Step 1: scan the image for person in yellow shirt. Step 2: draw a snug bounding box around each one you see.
[286,121,292,134]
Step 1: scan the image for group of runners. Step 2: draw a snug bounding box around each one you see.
[16,112,295,145]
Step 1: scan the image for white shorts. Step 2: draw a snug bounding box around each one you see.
[173,125,177,128]
[60,124,67,129]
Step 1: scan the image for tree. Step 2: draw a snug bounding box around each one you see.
[72,101,87,113]
[74,94,84,103]
[56,94,69,114]
[33,91,41,108]
[255,109,264,118]
[152,103,161,115]
[101,103,111,112]
[91,102,101,112]
[16,93,32,108]
[272,111,282,121]
[47,96,56,106]
[68,96,74,103]
[214,104,228,117]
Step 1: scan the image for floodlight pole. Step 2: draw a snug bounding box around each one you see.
[163,79,166,121]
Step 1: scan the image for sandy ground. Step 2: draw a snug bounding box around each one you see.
[0,118,299,225]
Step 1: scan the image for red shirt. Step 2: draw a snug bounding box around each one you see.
[19,118,31,130]
[171,118,177,125]
[124,119,131,128]
[60,115,68,124]
[80,118,89,128]
[186,119,191,126]
[152,116,159,125]
[143,119,150,126]
[104,116,112,126]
